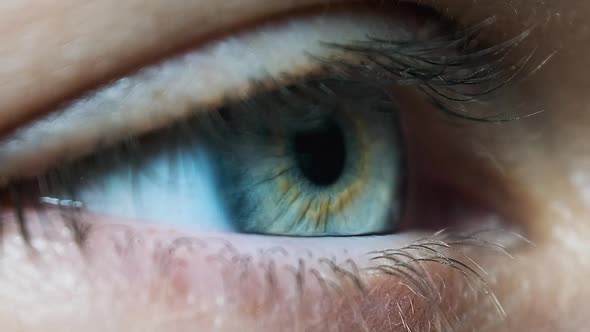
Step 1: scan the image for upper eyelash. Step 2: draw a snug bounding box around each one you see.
[323,16,537,122]
[0,17,534,246]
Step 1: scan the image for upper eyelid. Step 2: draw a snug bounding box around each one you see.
[0,5,533,186]
[0,11,413,182]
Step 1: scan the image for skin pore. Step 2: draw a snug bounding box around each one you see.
[0,0,589,331]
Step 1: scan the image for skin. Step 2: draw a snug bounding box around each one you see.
[0,0,589,331]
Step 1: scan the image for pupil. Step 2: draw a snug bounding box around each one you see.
[293,120,347,186]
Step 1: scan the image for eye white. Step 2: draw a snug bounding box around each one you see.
[74,143,231,231]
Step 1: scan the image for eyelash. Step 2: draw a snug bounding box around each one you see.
[0,15,532,246]
[326,17,534,122]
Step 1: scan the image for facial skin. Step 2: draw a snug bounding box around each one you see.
[0,0,589,331]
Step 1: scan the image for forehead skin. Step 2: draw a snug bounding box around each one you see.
[0,0,589,331]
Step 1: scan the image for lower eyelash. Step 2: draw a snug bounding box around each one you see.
[364,228,523,331]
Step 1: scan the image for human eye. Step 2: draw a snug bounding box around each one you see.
[0,1,570,331]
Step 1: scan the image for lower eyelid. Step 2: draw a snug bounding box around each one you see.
[0,206,524,331]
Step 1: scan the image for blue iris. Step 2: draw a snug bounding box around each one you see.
[48,79,403,236]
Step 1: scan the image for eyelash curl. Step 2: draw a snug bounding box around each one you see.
[0,15,535,247]
[322,16,538,122]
